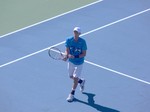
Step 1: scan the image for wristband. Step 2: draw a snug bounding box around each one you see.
[74,55,79,58]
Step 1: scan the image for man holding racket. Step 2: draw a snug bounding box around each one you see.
[64,27,87,102]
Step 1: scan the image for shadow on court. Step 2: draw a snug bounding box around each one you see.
[74,92,120,112]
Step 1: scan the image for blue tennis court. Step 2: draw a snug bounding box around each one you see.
[0,0,150,112]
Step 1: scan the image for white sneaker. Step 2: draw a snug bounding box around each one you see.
[66,94,74,102]
[80,79,85,92]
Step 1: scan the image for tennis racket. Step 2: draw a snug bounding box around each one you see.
[48,47,65,60]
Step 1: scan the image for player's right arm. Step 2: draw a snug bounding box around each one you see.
[63,47,74,61]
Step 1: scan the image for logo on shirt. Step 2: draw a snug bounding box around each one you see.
[70,46,82,56]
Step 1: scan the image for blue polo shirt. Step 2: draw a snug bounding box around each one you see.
[65,37,87,65]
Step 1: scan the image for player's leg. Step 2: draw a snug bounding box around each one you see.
[74,64,85,92]
[66,62,76,102]
[68,62,74,79]
[66,62,85,102]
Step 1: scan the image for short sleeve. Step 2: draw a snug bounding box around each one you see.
[82,40,87,51]
[65,38,70,48]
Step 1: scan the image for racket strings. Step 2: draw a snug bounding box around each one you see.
[49,48,63,60]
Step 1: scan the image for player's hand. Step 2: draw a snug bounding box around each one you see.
[63,57,68,61]
[68,54,74,59]
[63,55,68,61]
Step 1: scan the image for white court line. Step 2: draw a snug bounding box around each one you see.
[85,60,150,85]
[0,9,150,85]
[0,0,103,38]
[81,8,150,36]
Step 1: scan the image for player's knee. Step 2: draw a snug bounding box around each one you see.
[73,77,78,84]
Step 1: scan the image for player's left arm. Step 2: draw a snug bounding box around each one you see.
[78,40,87,58]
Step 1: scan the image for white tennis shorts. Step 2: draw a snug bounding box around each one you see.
[68,62,83,78]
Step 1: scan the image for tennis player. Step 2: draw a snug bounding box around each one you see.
[63,27,87,102]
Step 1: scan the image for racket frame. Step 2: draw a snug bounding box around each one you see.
[48,47,64,60]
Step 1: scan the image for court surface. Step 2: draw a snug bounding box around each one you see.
[0,0,150,112]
